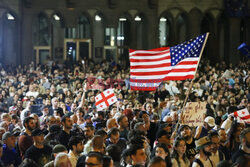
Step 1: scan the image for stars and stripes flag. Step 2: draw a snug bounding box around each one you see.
[230,108,250,124]
[129,33,209,91]
[95,88,117,111]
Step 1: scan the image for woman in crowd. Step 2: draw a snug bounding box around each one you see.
[171,137,190,167]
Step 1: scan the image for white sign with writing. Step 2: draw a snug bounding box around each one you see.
[182,102,207,127]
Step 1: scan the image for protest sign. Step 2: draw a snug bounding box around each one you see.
[182,102,207,127]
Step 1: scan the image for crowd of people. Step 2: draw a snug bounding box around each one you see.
[0,58,249,167]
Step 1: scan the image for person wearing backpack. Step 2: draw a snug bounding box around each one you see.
[192,136,214,167]
[208,131,225,165]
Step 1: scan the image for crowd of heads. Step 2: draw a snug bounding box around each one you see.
[0,58,249,167]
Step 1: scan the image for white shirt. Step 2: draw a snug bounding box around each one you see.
[210,151,224,165]
[221,117,233,134]
[192,154,214,167]
[172,158,190,167]
[26,91,39,98]
[68,150,79,167]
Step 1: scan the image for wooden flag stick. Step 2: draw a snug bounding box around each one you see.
[171,33,210,139]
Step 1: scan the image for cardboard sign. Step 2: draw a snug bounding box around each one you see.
[182,102,207,127]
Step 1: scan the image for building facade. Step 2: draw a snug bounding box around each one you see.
[0,0,249,66]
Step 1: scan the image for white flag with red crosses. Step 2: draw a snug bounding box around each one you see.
[95,88,117,111]
[230,108,250,124]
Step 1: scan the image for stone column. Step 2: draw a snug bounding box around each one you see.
[228,18,241,65]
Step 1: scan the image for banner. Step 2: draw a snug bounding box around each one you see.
[182,102,207,127]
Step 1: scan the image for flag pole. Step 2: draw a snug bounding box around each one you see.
[171,33,210,139]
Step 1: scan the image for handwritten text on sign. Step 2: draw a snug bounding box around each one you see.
[182,102,207,127]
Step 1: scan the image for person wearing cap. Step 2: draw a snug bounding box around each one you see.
[179,124,198,163]
[25,128,52,167]
[44,144,68,167]
[79,114,93,129]
[154,130,172,152]
[192,136,214,167]
[194,116,216,140]
[1,132,21,167]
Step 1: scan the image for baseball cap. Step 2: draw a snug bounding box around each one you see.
[31,129,45,136]
[84,114,92,120]
[2,132,14,141]
[178,124,191,133]
[195,136,212,150]
[52,144,67,153]
[204,116,215,127]
[49,124,61,133]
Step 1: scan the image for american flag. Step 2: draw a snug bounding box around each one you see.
[129,33,209,91]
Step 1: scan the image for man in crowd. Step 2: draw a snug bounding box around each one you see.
[18,116,35,159]
[85,152,103,167]
[1,132,21,167]
[25,128,52,166]
[106,127,126,151]
[232,128,250,163]
[51,97,64,116]
[218,128,230,160]
[58,114,72,149]
[208,131,225,164]
[68,136,84,167]
[44,144,68,167]
[129,144,147,166]
[192,136,214,167]
[117,115,129,140]
[83,124,95,154]
[106,118,118,131]
[76,135,104,167]
[195,116,215,139]
[54,153,72,167]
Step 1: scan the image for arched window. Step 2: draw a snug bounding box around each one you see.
[159,15,171,47]
[52,13,64,59]
[240,20,246,43]
[33,13,50,46]
[176,13,188,43]
[0,12,17,65]
[117,16,130,66]
[201,14,214,61]
[218,15,229,61]
[117,17,130,46]
[78,15,91,39]
[135,14,147,49]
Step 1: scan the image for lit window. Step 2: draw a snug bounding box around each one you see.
[134,16,141,21]
[119,18,127,21]
[160,17,167,22]
[53,14,60,21]
[95,15,102,21]
[7,13,14,20]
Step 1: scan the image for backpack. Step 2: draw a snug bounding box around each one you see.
[193,159,204,167]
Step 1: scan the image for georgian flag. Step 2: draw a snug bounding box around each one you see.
[231,108,250,124]
[95,88,117,111]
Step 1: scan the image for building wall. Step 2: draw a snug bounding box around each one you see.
[0,0,249,66]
